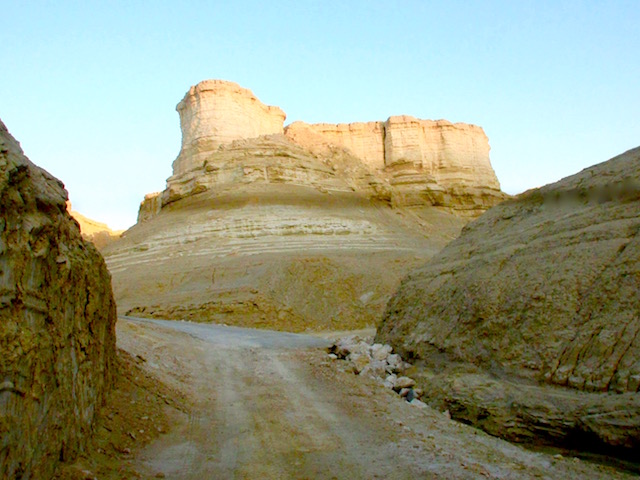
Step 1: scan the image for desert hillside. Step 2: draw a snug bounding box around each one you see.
[102,80,507,331]
[67,202,123,249]
[378,146,640,457]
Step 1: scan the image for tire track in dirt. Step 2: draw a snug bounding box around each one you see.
[117,317,637,480]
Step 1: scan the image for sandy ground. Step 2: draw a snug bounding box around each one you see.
[56,316,631,480]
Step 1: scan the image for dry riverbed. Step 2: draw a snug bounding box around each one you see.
[56,317,636,479]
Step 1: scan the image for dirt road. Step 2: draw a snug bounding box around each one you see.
[116,317,634,479]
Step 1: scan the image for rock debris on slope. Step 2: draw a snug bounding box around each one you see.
[0,120,117,479]
[327,336,428,408]
[377,146,640,458]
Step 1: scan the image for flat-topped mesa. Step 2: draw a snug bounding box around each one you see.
[383,116,499,188]
[172,80,286,177]
[285,116,501,203]
[152,80,506,221]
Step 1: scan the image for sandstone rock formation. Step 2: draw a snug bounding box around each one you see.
[137,191,162,224]
[103,79,505,332]
[172,80,286,179]
[284,121,385,170]
[285,116,503,212]
[160,79,506,216]
[67,202,123,249]
[0,120,117,478]
[105,168,465,332]
[377,146,640,456]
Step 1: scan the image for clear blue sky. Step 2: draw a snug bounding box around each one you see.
[1,1,638,229]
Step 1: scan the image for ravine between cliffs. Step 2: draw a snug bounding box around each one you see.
[70,316,639,479]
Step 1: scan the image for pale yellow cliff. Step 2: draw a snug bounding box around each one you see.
[172,80,286,177]
[285,116,500,194]
[160,79,505,217]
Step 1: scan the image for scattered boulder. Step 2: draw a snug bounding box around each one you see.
[386,354,404,373]
[0,120,117,478]
[370,343,392,362]
[410,399,428,409]
[395,376,417,390]
[349,353,371,375]
[377,146,640,457]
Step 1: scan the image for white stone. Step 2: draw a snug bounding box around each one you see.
[384,374,397,389]
[395,376,416,389]
[410,399,428,408]
[349,353,371,374]
[370,343,393,361]
[386,353,403,373]
[360,360,387,378]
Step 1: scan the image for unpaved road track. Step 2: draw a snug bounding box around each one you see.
[116,317,634,480]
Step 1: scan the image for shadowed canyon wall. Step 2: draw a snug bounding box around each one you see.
[0,120,117,479]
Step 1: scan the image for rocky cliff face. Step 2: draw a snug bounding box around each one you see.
[0,121,117,478]
[67,202,123,249]
[103,79,505,333]
[159,80,506,216]
[377,146,640,456]
[105,142,465,332]
[171,80,286,179]
[285,115,502,212]
[284,121,386,170]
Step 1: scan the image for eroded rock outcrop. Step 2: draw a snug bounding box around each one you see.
[284,121,386,170]
[0,120,117,478]
[285,116,503,212]
[377,146,640,456]
[172,80,286,178]
[67,202,123,249]
[137,192,162,224]
[159,80,506,217]
[103,80,504,332]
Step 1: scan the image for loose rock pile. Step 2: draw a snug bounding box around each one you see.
[328,336,427,407]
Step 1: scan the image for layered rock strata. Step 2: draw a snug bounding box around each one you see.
[105,162,465,332]
[285,116,502,212]
[159,80,506,217]
[0,121,117,478]
[104,79,504,332]
[377,146,640,456]
[67,202,123,249]
[172,80,286,178]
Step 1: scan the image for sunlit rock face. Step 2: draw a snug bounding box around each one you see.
[67,202,123,249]
[102,79,506,333]
[377,146,640,455]
[171,80,286,177]
[163,79,506,215]
[284,121,386,170]
[137,191,162,224]
[0,120,117,479]
[285,115,503,212]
